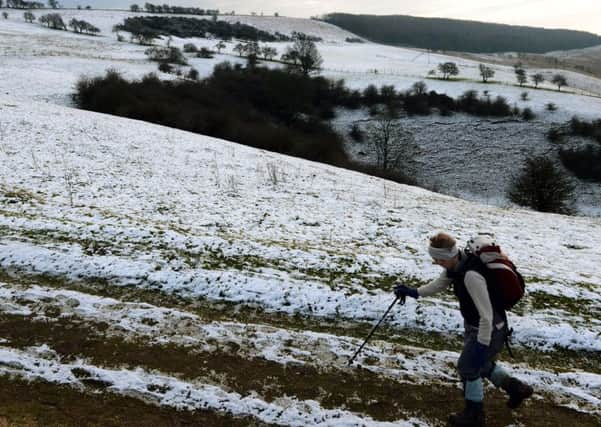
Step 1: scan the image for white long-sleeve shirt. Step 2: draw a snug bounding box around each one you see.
[417,269,502,346]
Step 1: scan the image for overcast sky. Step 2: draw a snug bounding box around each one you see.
[60,0,600,35]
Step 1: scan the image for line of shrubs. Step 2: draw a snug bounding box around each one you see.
[134,3,219,16]
[361,83,532,119]
[23,11,100,35]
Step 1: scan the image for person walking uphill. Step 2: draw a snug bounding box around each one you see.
[394,232,533,427]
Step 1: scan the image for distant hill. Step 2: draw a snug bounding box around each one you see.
[323,13,601,53]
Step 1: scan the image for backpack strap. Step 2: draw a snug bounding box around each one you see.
[487,261,516,273]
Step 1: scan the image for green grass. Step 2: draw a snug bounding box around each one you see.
[523,291,600,319]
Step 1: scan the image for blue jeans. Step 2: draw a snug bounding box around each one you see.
[458,323,507,381]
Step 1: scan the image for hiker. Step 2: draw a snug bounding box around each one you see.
[394,232,533,427]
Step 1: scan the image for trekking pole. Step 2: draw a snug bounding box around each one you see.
[347,295,405,366]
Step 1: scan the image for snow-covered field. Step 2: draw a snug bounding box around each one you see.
[2,10,601,214]
[0,9,600,426]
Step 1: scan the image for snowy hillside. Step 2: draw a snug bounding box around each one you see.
[2,11,601,109]
[2,11,601,213]
[0,10,600,426]
[6,8,360,43]
[1,85,600,424]
[547,44,601,60]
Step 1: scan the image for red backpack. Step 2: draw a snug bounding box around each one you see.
[466,236,525,310]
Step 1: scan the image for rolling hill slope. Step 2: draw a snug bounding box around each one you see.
[0,10,600,425]
[323,13,601,53]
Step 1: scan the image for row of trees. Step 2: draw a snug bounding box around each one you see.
[233,41,277,60]
[434,61,568,91]
[1,0,93,8]
[0,0,45,8]
[513,63,567,91]
[169,37,323,76]
[232,38,323,75]
[22,11,99,35]
[131,3,219,16]
[67,17,99,34]
[38,12,64,29]
[357,81,536,119]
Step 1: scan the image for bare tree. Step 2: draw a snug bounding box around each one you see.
[261,46,277,60]
[39,13,66,29]
[551,74,567,91]
[281,48,299,65]
[183,43,198,53]
[145,46,187,65]
[478,63,495,83]
[367,117,419,173]
[214,40,226,53]
[282,37,322,75]
[245,41,260,57]
[70,19,99,35]
[531,73,544,88]
[437,62,459,80]
[411,81,427,95]
[68,18,81,32]
[131,29,158,45]
[233,42,245,57]
[514,64,527,86]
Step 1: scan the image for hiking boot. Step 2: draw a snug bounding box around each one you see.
[501,377,533,409]
[448,400,485,427]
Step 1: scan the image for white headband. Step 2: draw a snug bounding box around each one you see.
[428,244,459,260]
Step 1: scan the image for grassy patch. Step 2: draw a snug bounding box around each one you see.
[523,291,600,319]
[0,186,45,204]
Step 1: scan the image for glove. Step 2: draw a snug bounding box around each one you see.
[471,342,489,370]
[393,284,419,299]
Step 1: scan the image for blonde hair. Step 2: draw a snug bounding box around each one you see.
[429,232,456,249]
